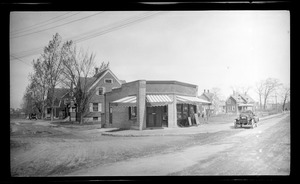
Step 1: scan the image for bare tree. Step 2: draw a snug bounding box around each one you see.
[41,33,64,121]
[60,40,98,124]
[255,80,265,110]
[262,78,282,110]
[231,85,251,95]
[209,87,225,114]
[279,84,290,111]
[30,58,49,119]
[21,81,43,117]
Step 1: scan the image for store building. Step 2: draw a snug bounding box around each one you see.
[104,80,211,130]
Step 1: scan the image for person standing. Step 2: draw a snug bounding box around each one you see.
[202,108,207,123]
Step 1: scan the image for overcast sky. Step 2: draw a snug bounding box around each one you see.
[10,11,290,109]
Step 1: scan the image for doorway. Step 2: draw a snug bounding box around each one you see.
[146,106,167,128]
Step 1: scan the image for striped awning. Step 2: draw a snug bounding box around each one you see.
[176,95,211,105]
[146,95,173,106]
[111,96,137,107]
[110,95,173,107]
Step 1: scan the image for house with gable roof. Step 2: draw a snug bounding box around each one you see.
[79,67,126,123]
[199,89,225,115]
[44,88,73,119]
[225,91,255,113]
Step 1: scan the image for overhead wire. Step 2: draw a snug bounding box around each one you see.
[10,55,32,67]
[75,11,164,44]
[10,11,164,62]
[10,12,73,35]
[10,12,103,39]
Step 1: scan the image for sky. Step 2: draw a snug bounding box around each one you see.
[10,11,290,109]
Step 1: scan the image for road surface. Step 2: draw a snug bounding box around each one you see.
[68,113,290,176]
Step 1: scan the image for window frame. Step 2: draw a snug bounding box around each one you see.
[98,87,105,95]
[104,78,113,84]
[93,103,98,112]
[129,106,137,120]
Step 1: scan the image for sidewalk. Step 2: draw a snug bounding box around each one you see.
[101,112,287,137]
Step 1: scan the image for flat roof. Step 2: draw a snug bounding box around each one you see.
[146,80,197,88]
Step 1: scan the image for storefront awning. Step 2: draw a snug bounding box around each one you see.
[110,95,173,107]
[146,95,173,106]
[176,95,211,105]
[111,96,137,107]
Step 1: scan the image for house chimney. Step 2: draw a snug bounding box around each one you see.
[204,89,206,93]
[95,67,99,74]
[208,89,209,93]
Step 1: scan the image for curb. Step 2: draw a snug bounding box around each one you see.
[101,113,288,137]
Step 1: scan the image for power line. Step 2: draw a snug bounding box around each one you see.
[10,12,104,39]
[11,11,164,59]
[10,12,72,35]
[12,12,154,58]
[10,55,32,67]
[75,12,164,44]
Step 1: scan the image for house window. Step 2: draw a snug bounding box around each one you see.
[93,103,98,112]
[98,87,105,95]
[104,78,113,84]
[129,106,137,120]
[227,99,231,104]
[90,103,102,112]
[232,106,235,111]
[93,117,98,121]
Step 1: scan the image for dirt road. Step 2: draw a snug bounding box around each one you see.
[68,113,290,176]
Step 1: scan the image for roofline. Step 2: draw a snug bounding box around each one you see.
[88,69,122,91]
[146,80,197,88]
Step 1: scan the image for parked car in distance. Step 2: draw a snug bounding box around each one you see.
[234,110,259,128]
[29,113,38,120]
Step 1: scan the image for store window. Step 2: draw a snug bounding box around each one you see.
[129,106,137,120]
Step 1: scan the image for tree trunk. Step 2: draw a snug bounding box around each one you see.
[263,96,267,110]
[282,98,286,111]
[50,88,55,121]
[259,95,262,110]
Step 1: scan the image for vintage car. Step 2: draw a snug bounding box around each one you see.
[234,110,259,128]
[29,113,38,120]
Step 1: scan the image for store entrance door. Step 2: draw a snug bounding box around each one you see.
[147,106,164,128]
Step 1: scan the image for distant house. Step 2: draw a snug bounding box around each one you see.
[225,92,255,113]
[79,68,125,123]
[219,100,226,113]
[199,89,224,115]
[44,88,73,119]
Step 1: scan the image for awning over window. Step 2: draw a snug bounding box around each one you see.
[110,95,173,107]
[176,95,211,105]
[111,96,137,107]
[146,95,173,106]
